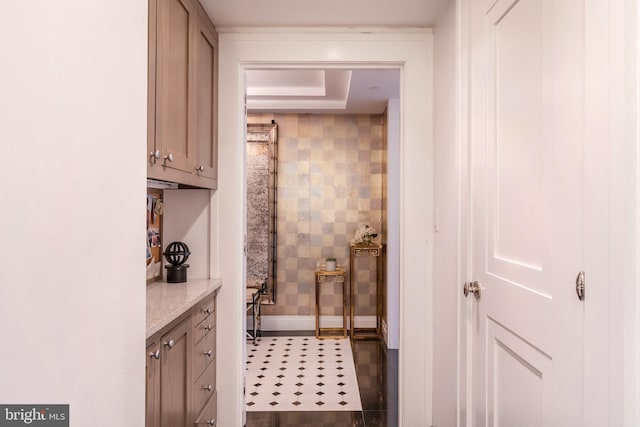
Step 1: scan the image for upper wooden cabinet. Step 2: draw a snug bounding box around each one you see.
[155,0,194,175]
[193,15,218,186]
[192,4,219,189]
[148,0,218,189]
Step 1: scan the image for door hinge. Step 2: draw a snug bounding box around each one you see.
[576,271,585,301]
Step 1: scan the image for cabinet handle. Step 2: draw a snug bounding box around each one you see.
[204,324,212,331]
[149,150,161,163]
[206,420,216,426]
[205,308,213,315]
[163,339,175,349]
[196,165,205,172]
[149,349,160,360]
[163,153,174,163]
[203,384,213,392]
[204,350,212,357]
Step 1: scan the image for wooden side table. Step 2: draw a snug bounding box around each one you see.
[315,268,347,339]
[349,243,384,340]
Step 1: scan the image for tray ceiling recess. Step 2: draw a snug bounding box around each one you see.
[245,69,400,114]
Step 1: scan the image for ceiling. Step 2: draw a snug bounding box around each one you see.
[245,68,400,114]
[200,0,449,28]
[200,0,449,114]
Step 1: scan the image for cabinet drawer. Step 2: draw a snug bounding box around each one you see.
[193,360,216,415]
[194,390,217,426]
[192,296,215,327]
[193,325,215,378]
[192,313,215,345]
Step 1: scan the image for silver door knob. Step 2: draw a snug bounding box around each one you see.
[196,165,205,172]
[203,384,213,392]
[163,153,173,163]
[576,271,585,301]
[204,350,212,357]
[149,150,161,162]
[149,350,160,360]
[205,308,213,315]
[463,281,484,299]
[204,324,212,331]
[163,339,175,348]
[206,420,216,426]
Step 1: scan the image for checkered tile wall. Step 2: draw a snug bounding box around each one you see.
[248,113,386,317]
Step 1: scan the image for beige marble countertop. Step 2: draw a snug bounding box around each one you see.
[146,278,222,339]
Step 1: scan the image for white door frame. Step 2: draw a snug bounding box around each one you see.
[456,1,472,425]
[213,29,434,427]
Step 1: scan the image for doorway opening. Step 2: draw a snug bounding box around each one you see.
[243,67,400,346]
[242,67,401,419]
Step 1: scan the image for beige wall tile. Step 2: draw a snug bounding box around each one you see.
[248,113,386,318]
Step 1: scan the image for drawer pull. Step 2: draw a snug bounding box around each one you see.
[203,324,212,331]
[206,420,216,426]
[204,350,212,357]
[203,384,213,392]
[163,339,174,349]
[149,350,160,360]
[205,308,213,315]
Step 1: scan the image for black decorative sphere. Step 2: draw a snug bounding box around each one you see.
[163,241,190,266]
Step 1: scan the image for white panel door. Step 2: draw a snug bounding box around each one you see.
[469,0,585,425]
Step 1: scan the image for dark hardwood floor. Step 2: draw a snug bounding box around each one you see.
[245,331,398,427]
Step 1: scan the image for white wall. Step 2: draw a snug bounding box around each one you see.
[583,0,639,424]
[618,0,639,424]
[216,29,434,427]
[163,189,212,279]
[432,1,459,426]
[0,1,147,426]
[633,4,640,423]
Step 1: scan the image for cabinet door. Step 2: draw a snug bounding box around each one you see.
[160,318,191,427]
[155,0,196,174]
[194,17,218,187]
[146,343,161,427]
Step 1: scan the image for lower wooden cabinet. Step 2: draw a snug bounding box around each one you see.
[192,296,216,421]
[146,293,216,427]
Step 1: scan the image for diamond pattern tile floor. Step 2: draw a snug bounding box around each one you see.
[245,336,363,412]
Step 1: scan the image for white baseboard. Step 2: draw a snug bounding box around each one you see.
[248,315,377,331]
